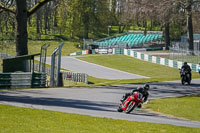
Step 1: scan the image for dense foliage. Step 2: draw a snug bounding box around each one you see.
[0,0,199,40]
[0,0,200,55]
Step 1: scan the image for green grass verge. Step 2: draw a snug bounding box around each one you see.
[144,95,200,121]
[0,104,199,133]
[77,55,199,85]
[28,41,81,57]
[169,56,200,64]
[0,40,81,57]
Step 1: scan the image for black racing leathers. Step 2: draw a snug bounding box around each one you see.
[121,87,149,103]
[181,64,192,80]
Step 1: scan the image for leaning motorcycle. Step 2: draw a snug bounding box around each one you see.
[117,92,143,114]
[180,68,191,85]
[198,66,200,75]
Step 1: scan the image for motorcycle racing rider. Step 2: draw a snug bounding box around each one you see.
[120,84,150,108]
[198,63,200,75]
[181,62,192,80]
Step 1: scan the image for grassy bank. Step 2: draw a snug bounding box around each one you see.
[0,40,81,76]
[0,40,81,56]
[1,41,199,86]
[144,95,200,121]
[78,55,199,85]
[0,104,199,133]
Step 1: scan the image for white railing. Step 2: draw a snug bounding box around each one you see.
[33,63,88,84]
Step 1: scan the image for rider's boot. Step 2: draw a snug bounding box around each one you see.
[137,104,142,108]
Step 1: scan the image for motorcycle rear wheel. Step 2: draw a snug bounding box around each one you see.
[117,108,123,112]
[117,104,123,112]
[125,102,136,114]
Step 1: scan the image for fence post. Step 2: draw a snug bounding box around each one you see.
[50,53,56,87]
[39,44,50,73]
[57,42,64,86]
[50,42,64,87]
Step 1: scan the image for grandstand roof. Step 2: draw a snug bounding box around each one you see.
[93,32,163,48]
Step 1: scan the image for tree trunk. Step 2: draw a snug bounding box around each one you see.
[48,12,51,31]
[84,26,89,39]
[186,0,194,52]
[12,21,15,33]
[83,14,89,39]
[35,0,40,34]
[143,18,147,35]
[40,14,43,34]
[16,0,28,56]
[118,25,121,33]
[28,17,32,27]
[121,25,125,33]
[118,25,125,33]
[5,19,8,35]
[47,16,50,31]
[36,12,40,34]
[44,4,48,35]
[165,22,170,50]
[150,17,153,31]
[0,18,2,36]
[54,7,58,27]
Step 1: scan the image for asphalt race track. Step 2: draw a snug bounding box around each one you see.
[1,79,200,128]
[2,56,200,128]
[45,56,149,80]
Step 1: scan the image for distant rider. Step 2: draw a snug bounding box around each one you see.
[121,84,150,108]
[181,62,192,80]
[198,63,200,75]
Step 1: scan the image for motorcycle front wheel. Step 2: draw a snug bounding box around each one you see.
[125,102,136,114]
[181,76,185,85]
[187,79,191,85]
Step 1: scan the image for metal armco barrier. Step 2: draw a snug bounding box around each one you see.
[0,72,32,89]
[32,72,47,88]
[0,72,47,89]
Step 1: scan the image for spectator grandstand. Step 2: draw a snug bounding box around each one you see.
[92,31,163,49]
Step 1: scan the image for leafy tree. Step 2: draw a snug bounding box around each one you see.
[59,0,111,39]
[0,0,55,56]
[175,0,200,51]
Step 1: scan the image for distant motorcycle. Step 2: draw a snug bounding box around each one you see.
[198,66,200,75]
[117,92,143,114]
[180,68,191,85]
